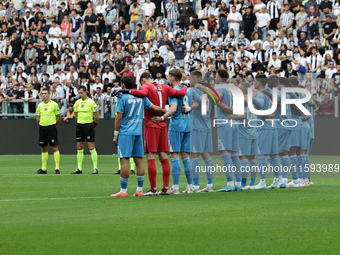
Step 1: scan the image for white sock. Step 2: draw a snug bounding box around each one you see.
[187,184,193,189]
[207,183,213,188]
[235,181,241,186]
[136,187,143,193]
[193,185,200,190]
[173,184,179,190]
[121,188,127,193]
[260,179,266,184]
[273,178,279,182]
[227,181,234,187]
[304,178,309,182]
[298,178,303,183]
[293,179,298,184]
[282,178,288,183]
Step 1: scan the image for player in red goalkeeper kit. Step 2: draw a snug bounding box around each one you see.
[121,72,187,195]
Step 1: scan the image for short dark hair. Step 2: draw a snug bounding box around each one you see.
[169,69,182,81]
[121,75,135,89]
[267,74,280,88]
[42,87,50,93]
[79,85,87,92]
[289,77,299,87]
[139,72,153,84]
[190,70,203,84]
[279,77,291,87]
[217,69,229,81]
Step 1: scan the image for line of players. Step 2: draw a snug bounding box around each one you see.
[111,69,316,197]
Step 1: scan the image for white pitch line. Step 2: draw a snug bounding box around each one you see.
[0,196,108,202]
[0,174,119,177]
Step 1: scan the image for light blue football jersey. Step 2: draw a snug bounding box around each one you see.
[169,85,191,133]
[116,94,152,135]
[253,90,274,130]
[190,88,213,132]
[239,105,257,139]
[216,87,232,127]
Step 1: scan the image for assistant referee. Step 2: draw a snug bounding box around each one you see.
[35,87,61,174]
[72,86,100,174]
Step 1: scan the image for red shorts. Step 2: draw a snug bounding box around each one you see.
[144,126,169,153]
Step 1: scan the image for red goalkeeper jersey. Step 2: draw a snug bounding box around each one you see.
[130,83,187,129]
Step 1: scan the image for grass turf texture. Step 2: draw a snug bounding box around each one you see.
[1,155,340,255]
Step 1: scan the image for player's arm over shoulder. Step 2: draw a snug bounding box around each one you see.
[165,84,187,97]
[144,97,166,116]
[130,84,149,97]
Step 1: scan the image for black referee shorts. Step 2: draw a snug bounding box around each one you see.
[39,125,58,147]
[76,123,95,142]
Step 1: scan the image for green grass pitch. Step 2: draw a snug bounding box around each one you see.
[1,155,340,255]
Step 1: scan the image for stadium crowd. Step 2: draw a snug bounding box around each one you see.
[0,0,339,118]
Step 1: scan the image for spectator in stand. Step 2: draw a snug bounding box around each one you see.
[4,81,18,119]
[243,6,256,40]
[145,23,156,42]
[43,1,57,31]
[66,65,79,82]
[155,71,168,85]
[308,47,323,79]
[1,39,14,77]
[11,57,25,75]
[150,59,166,80]
[58,2,70,25]
[318,92,334,116]
[323,15,337,46]
[307,6,319,40]
[23,83,37,114]
[179,0,193,30]
[108,24,119,43]
[114,52,126,81]
[83,8,98,45]
[22,9,35,33]
[88,53,102,74]
[112,33,125,50]
[202,1,214,20]
[228,5,242,38]
[267,52,281,73]
[173,37,187,69]
[142,0,156,30]
[166,0,178,33]
[62,103,75,123]
[11,32,24,59]
[207,14,217,36]
[47,20,61,53]
[256,6,270,42]
[102,65,115,83]
[129,0,139,32]
[279,4,294,38]
[133,23,146,43]
[92,76,104,95]
[102,53,114,72]
[122,64,136,83]
[60,16,72,41]
[330,65,340,98]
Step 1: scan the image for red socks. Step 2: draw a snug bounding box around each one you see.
[147,158,170,192]
[147,159,157,192]
[161,158,170,192]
